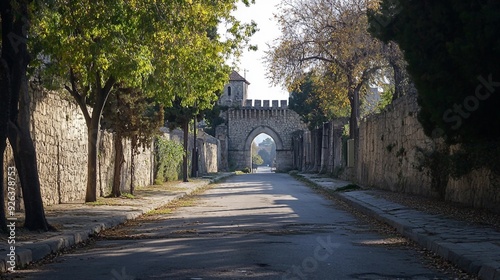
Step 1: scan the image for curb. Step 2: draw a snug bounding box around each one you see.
[335,192,500,280]
[1,173,234,273]
[295,174,500,280]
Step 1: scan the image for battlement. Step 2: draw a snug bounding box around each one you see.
[244,99,288,109]
[227,106,293,120]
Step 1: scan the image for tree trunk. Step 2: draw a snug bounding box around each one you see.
[10,76,52,231]
[111,132,124,197]
[191,118,198,178]
[8,121,51,231]
[12,73,51,231]
[349,86,361,171]
[86,118,100,202]
[130,135,137,195]
[348,87,360,140]
[84,77,115,202]
[2,0,51,231]
[182,120,189,182]
[0,59,11,233]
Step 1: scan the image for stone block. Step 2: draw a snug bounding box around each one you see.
[479,262,500,280]
[30,244,52,262]
[15,248,32,268]
[280,100,287,108]
[245,99,252,107]
[272,100,279,107]
[254,100,261,108]
[263,100,270,108]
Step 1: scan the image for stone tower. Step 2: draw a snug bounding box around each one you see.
[218,70,250,107]
[215,71,307,172]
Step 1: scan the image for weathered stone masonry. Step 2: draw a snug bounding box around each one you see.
[290,91,500,212]
[214,71,308,171]
[3,88,220,207]
[355,93,500,212]
[220,100,307,172]
[2,88,154,206]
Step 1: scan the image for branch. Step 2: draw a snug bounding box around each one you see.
[300,55,335,64]
[95,75,117,118]
[103,75,116,97]
[65,68,91,126]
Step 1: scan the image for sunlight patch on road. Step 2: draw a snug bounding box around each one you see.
[356,237,407,246]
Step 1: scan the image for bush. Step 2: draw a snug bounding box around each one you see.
[154,137,184,184]
[241,167,251,173]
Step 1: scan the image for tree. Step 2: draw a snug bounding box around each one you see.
[0,0,51,232]
[251,141,262,167]
[202,103,228,137]
[101,87,163,197]
[33,1,156,202]
[368,0,500,144]
[164,99,200,183]
[258,149,271,165]
[369,0,500,178]
[34,0,256,201]
[252,154,264,166]
[289,73,332,130]
[155,1,257,181]
[257,137,276,166]
[267,0,388,139]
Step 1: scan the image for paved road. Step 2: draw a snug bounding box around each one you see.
[17,173,449,279]
[255,166,274,173]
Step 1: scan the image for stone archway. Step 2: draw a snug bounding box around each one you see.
[218,103,307,172]
[243,126,283,170]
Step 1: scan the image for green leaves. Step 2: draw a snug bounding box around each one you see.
[33,0,254,108]
[34,0,153,91]
[267,0,388,133]
[370,0,500,143]
[154,137,184,183]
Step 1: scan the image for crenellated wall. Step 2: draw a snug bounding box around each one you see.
[220,104,307,172]
[243,99,288,108]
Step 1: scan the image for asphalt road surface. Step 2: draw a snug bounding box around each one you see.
[255,166,274,173]
[17,173,450,280]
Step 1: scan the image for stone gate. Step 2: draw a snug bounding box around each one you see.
[215,71,307,172]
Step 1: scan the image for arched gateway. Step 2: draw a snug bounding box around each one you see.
[216,71,307,172]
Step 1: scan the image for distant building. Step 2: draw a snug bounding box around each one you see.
[218,70,250,107]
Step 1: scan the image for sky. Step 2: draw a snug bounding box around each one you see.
[231,0,288,102]
[231,1,285,144]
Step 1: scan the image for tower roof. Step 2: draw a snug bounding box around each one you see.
[229,70,250,85]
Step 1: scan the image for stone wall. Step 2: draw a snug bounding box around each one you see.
[223,106,307,171]
[354,93,500,212]
[3,88,222,207]
[160,128,220,175]
[356,93,435,196]
[292,119,346,174]
[3,88,154,206]
[218,79,248,107]
[197,131,220,174]
[286,91,499,211]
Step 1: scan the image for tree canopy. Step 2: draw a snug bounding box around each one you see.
[33,0,256,201]
[266,0,389,138]
[289,72,348,130]
[368,0,500,144]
